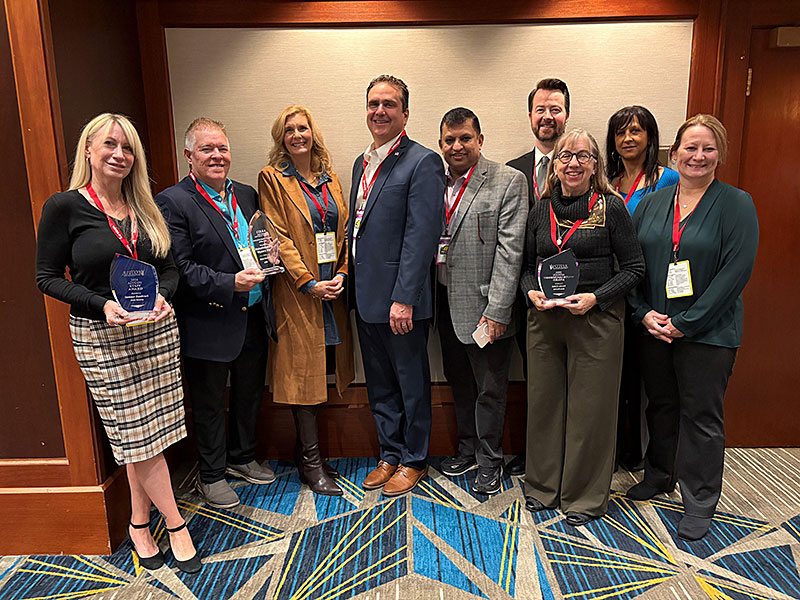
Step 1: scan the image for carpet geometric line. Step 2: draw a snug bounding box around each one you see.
[334,476,366,502]
[603,496,679,565]
[178,500,284,540]
[289,499,403,600]
[291,509,407,600]
[695,576,777,600]
[411,519,511,599]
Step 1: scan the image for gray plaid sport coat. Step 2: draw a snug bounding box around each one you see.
[440,154,528,344]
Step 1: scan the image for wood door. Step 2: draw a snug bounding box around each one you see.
[725,27,800,446]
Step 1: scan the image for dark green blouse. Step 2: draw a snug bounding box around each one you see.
[629,179,758,348]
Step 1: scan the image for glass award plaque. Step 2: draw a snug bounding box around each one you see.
[109,254,158,324]
[538,249,579,301]
[248,211,284,275]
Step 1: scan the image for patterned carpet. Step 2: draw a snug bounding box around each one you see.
[1,448,799,599]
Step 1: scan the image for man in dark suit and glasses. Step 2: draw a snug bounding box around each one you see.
[156,117,277,509]
[348,75,445,496]
[506,78,571,477]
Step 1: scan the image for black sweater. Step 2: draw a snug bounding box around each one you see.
[35,190,178,320]
[520,183,644,310]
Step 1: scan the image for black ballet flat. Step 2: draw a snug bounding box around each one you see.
[565,512,595,527]
[166,521,202,573]
[525,496,555,513]
[129,522,165,570]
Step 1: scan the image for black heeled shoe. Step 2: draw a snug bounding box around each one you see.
[166,521,202,573]
[129,522,165,570]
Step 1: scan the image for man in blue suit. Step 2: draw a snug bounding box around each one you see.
[349,75,446,496]
[156,118,277,509]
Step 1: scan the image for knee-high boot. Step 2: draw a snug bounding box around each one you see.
[292,406,342,496]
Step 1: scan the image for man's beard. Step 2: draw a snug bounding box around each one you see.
[534,120,565,142]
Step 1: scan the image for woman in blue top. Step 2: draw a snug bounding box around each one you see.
[606,105,679,215]
[606,105,679,471]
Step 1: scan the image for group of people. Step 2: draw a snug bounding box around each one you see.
[35,74,758,572]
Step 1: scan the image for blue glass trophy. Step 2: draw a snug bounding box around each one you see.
[109,254,159,325]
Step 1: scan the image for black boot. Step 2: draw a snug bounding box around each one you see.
[292,406,342,496]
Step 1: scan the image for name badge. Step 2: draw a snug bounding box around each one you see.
[436,235,451,265]
[353,208,364,237]
[316,232,336,264]
[238,247,260,271]
[666,260,693,298]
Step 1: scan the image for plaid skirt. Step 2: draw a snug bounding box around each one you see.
[69,314,187,465]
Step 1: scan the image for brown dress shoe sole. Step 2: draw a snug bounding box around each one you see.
[382,466,428,497]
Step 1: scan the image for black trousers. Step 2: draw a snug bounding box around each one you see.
[356,312,431,470]
[616,308,647,469]
[183,309,268,483]
[639,335,737,519]
[438,286,514,468]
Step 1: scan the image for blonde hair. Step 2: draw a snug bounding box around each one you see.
[69,113,171,257]
[267,105,332,175]
[670,113,728,164]
[545,128,620,199]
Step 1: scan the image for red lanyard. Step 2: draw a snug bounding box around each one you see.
[299,179,330,231]
[445,164,476,227]
[672,183,699,260]
[615,170,645,205]
[361,131,406,201]
[86,183,138,259]
[549,191,599,252]
[189,172,240,241]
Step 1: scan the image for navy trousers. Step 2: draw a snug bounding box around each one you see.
[356,312,431,470]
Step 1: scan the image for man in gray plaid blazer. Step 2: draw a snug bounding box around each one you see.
[436,108,528,494]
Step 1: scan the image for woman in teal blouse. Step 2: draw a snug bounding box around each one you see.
[626,114,759,541]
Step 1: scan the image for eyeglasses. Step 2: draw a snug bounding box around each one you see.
[556,150,597,165]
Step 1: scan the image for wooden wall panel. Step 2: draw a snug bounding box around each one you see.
[0,0,63,459]
[3,0,98,483]
[0,468,129,556]
[155,0,699,26]
[48,0,150,160]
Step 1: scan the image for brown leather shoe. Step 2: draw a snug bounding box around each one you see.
[382,464,428,496]
[362,460,397,489]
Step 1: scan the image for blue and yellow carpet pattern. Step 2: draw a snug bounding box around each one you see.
[1,448,799,599]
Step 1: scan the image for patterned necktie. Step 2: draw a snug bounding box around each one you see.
[537,156,550,195]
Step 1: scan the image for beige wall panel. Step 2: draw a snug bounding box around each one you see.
[166,21,692,382]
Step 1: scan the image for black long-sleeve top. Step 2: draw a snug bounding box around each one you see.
[35,190,178,320]
[520,183,644,310]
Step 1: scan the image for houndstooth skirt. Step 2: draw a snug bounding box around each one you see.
[69,314,187,465]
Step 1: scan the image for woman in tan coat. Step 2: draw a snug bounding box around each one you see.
[258,105,354,495]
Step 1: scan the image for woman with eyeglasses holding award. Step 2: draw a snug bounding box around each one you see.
[520,129,644,526]
[258,105,354,496]
[626,115,758,541]
[35,113,200,572]
[605,106,679,472]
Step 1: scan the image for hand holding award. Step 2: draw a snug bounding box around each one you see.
[109,254,160,325]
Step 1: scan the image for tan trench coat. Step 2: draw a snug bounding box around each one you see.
[258,165,355,405]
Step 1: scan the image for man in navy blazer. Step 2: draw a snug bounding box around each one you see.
[349,75,445,496]
[156,118,277,509]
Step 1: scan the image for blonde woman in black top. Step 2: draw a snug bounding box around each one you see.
[520,129,644,526]
[36,113,199,572]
